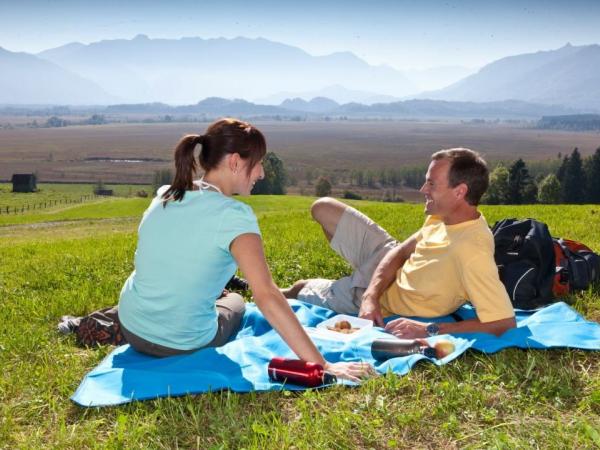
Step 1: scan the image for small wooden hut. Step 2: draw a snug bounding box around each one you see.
[11,173,37,193]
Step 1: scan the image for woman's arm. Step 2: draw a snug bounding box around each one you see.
[230,233,374,382]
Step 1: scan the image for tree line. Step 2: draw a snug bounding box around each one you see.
[483,147,600,204]
[538,114,600,132]
[150,146,600,204]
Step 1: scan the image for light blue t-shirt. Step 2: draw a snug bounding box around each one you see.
[118,186,260,350]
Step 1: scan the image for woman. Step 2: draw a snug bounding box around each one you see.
[112,118,372,382]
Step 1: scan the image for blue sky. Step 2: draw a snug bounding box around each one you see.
[1,0,599,70]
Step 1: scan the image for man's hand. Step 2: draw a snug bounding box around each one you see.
[384,318,429,338]
[384,316,517,338]
[359,295,384,327]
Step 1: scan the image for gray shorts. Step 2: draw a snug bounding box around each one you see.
[121,293,246,357]
[297,205,397,314]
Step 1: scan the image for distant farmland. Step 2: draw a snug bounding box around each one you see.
[0,121,599,183]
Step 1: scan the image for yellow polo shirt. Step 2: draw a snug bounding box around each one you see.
[380,214,514,322]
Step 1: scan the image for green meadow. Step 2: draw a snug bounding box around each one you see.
[0,183,151,213]
[1,192,599,449]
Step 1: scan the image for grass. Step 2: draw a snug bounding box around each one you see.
[0,182,151,217]
[1,194,599,448]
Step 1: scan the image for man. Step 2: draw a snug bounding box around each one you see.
[284,148,516,338]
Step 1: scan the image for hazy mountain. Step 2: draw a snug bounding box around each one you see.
[335,99,575,118]
[402,66,476,92]
[177,97,283,115]
[0,47,115,105]
[93,97,575,119]
[38,35,417,104]
[280,97,340,113]
[106,102,173,114]
[106,97,284,115]
[257,84,401,105]
[423,44,600,110]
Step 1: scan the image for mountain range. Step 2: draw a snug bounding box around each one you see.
[424,43,600,110]
[256,85,402,105]
[0,36,598,111]
[98,96,574,119]
[36,35,416,104]
[0,47,114,104]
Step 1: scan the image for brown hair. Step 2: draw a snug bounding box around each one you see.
[162,118,266,203]
[431,148,489,205]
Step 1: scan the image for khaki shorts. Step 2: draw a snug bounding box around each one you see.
[297,205,397,314]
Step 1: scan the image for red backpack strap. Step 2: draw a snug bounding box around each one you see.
[552,238,570,297]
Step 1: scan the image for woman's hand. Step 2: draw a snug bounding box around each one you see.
[323,361,378,383]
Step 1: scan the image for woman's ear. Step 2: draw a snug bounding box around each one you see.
[228,153,241,174]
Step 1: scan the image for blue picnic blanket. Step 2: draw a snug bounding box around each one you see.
[71,300,600,407]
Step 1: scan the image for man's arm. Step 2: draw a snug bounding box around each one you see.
[359,232,419,326]
[384,246,517,337]
[384,315,516,338]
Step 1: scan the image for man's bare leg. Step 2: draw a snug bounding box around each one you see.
[281,280,308,298]
[310,197,347,242]
[282,197,349,298]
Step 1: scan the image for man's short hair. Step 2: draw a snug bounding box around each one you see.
[431,148,489,205]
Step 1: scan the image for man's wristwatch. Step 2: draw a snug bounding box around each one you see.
[426,322,440,337]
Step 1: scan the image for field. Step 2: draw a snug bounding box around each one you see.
[0,183,151,214]
[1,190,599,449]
[0,121,599,183]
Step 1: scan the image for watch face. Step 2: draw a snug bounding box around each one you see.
[427,323,440,336]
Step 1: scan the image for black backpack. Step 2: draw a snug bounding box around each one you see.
[491,218,556,310]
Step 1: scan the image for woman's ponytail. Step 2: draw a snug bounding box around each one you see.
[162,134,202,205]
[160,118,266,205]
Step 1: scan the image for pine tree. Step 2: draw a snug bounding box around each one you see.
[584,147,600,203]
[557,154,569,183]
[507,159,535,204]
[561,148,586,203]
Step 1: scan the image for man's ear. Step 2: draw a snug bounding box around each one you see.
[454,183,468,200]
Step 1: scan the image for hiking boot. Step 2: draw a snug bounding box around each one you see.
[57,315,81,334]
[226,275,249,291]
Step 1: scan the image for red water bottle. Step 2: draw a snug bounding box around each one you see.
[268,357,337,387]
